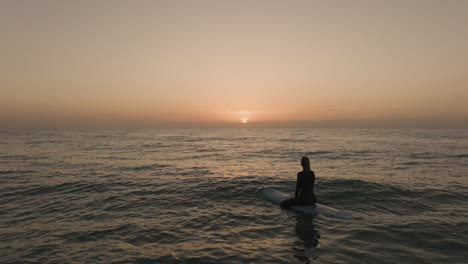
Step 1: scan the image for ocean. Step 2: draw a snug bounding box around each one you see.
[1,128,467,263]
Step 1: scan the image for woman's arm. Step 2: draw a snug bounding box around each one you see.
[295,173,301,198]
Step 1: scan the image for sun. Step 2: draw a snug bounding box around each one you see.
[242,119,248,123]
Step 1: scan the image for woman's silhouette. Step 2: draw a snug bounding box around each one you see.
[280,157,317,208]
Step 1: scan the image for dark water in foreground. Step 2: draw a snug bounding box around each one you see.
[1,128,467,263]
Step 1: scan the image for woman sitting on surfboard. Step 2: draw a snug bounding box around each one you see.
[280,157,317,208]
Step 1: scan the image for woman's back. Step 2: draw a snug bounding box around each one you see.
[297,170,316,202]
[280,157,317,208]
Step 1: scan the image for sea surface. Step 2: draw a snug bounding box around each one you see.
[1,128,467,264]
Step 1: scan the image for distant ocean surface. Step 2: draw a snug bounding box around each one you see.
[1,128,467,264]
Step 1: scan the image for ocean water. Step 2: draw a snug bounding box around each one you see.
[1,128,467,264]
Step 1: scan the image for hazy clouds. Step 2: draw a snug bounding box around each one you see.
[1,0,468,128]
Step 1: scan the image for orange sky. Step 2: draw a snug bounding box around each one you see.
[1,0,468,128]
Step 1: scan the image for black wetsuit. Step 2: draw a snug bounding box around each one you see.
[280,170,317,208]
[296,170,316,202]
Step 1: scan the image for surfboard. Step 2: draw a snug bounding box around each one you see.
[262,187,354,220]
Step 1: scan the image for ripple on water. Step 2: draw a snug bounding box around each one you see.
[1,129,467,263]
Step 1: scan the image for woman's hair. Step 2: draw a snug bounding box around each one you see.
[301,156,311,171]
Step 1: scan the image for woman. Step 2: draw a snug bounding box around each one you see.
[280,157,317,208]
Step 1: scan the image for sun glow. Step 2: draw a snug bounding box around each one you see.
[242,119,248,123]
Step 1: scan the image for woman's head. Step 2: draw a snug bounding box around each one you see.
[301,156,310,171]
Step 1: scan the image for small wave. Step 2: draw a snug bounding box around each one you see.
[127,228,177,245]
[399,161,423,166]
[188,153,223,159]
[165,136,203,142]
[0,170,36,175]
[121,164,173,171]
[278,138,308,142]
[24,139,67,145]
[194,148,224,153]
[233,136,257,141]
[0,155,33,161]
[306,151,333,156]
[407,152,444,160]
[318,179,468,216]
[101,156,133,160]
[353,150,378,154]
[60,223,137,243]
[450,154,468,159]
[203,136,232,141]
[142,142,170,148]
[1,181,117,198]
[92,134,109,139]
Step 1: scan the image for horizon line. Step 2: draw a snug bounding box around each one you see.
[1,118,467,129]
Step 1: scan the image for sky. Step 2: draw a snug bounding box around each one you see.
[1,0,468,128]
